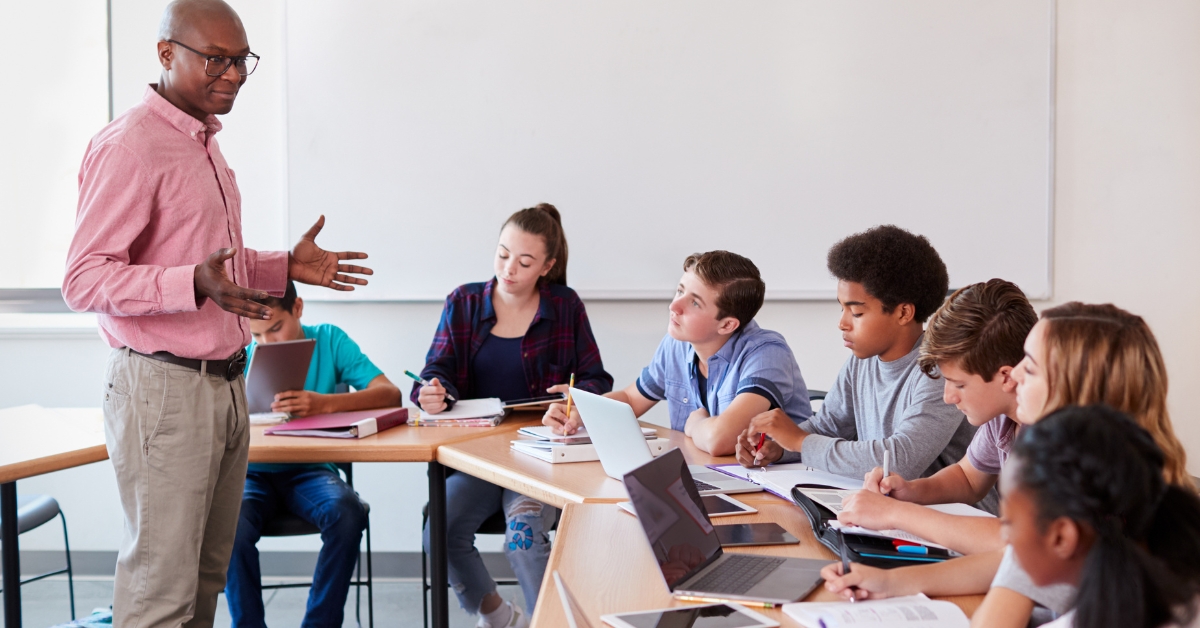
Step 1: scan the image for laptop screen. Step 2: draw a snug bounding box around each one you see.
[622,448,722,590]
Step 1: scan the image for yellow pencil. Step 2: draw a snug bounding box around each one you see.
[564,373,576,426]
[675,595,779,609]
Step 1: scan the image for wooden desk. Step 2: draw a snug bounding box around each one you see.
[531,503,983,627]
[437,422,729,508]
[0,406,107,628]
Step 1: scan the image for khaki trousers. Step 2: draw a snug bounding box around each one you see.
[103,348,250,628]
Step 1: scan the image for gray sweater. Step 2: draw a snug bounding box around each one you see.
[778,335,976,479]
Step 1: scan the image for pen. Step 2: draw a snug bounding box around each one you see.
[675,595,779,609]
[754,432,766,466]
[563,373,576,432]
[838,529,858,603]
[882,449,890,496]
[404,370,457,402]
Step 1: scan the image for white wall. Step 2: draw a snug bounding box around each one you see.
[4,0,1198,554]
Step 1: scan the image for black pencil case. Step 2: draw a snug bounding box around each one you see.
[790,484,954,569]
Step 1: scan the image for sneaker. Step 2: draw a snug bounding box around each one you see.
[477,600,529,628]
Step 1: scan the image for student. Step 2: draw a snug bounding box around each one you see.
[998,406,1200,628]
[735,225,974,480]
[817,302,1192,628]
[543,250,812,457]
[414,204,612,628]
[835,279,1037,553]
[225,280,402,627]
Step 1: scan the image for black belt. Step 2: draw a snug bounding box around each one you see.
[132,349,247,381]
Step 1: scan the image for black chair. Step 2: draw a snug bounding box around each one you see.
[258,463,373,628]
[809,390,827,402]
[0,494,75,620]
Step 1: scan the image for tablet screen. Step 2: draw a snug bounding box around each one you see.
[608,604,772,628]
[701,495,753,515]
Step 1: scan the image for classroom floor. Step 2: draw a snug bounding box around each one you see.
[13,576,527,628]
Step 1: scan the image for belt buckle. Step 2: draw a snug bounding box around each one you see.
[226,350,247,381]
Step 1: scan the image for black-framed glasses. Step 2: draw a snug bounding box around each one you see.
[168,39,260,77]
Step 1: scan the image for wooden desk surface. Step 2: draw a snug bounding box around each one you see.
[437,422,730,508]
[248,411,545,464]
[531,503,983,627]
[0,406,108,484]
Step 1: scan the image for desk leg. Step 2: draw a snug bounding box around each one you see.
[428,462,448,628]
[2,481,22,628]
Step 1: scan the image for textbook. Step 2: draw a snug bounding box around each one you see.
[511,437,673,464]
[783,594,968,628]
[708,463,862,498]
[793,487,994,551]
[263,407,408,439]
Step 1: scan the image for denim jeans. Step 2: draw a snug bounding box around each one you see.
[225,466,368,628]
[423,471,558,615]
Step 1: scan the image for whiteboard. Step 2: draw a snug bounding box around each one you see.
[285,0,1054,301]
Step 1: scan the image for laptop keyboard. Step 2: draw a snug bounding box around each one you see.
[688,554,786,595]
[693,479,721,492]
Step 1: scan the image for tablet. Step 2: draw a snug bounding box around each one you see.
[714,523,800,547]
[619,495,755,518]
[503,393,567,410]
[245,338,316,415]
[601,603,779,628]
[701,494,757,517]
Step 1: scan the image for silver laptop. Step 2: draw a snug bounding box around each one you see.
[569,388,761,495]
[554,571,598,628]
[624,448,830,605]
[246,338,316,415]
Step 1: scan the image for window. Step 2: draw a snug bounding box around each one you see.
[0,2,110,293]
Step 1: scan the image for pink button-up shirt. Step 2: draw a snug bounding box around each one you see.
[63,85,287,360]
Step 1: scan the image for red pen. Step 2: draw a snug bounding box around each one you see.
[755,432,766,453]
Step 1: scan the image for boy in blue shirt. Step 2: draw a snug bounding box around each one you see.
[225,281,402,627]
[544,251,811,456]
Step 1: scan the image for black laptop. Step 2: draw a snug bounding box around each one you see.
[622,449,830,605]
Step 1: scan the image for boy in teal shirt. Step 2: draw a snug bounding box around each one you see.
[225,281,402,627]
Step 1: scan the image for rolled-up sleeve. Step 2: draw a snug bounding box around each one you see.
[241,248,288,296]
[734,342,807,414]
[64,143,200,316]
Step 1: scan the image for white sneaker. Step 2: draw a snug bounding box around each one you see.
[477,600,529,628]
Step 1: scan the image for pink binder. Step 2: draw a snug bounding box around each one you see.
[264,407,409,439]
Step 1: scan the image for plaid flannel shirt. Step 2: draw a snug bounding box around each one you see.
[411,279,613,406]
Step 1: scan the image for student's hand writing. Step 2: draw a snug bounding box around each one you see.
[838,489,900,531]
[542,398,582,435]
[746,409,807,452]
[417,378,448,414]
[820,561,901,601]
[735,429,783,467]
[862,466,913,499]
[271,390,327,417]
[683,407,710,438]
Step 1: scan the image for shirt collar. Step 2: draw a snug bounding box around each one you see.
[688,319,758,368]
[480,279,556,324]
[143,84,223,144]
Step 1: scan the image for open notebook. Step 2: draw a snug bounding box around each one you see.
[784,594,968,628]
[708,462,862,497]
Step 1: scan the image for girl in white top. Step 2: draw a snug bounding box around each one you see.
[996,405,1200,628]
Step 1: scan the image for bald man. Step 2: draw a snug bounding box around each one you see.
[63,2,371,626]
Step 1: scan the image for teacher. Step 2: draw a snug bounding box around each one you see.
[62,1,371,626]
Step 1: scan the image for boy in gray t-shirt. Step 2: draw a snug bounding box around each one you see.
[736,225,973,479]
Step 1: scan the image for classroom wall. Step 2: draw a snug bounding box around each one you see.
[3,0,1197,557]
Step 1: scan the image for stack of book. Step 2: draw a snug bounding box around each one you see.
[408,398,505,427]
[510,425,668,463]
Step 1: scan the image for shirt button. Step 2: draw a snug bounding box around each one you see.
[683,397,688,403]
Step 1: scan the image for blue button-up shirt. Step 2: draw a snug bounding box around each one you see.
[635,320,812,431]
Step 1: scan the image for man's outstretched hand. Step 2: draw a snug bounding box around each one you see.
[289,215,373,290]
[194,248,272,319]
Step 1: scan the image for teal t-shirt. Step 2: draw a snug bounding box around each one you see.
[246,323,384,474]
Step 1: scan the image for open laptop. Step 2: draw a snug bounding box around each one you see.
[569,388,761,496]
[246,338,316,418]
[623,448,830,605]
